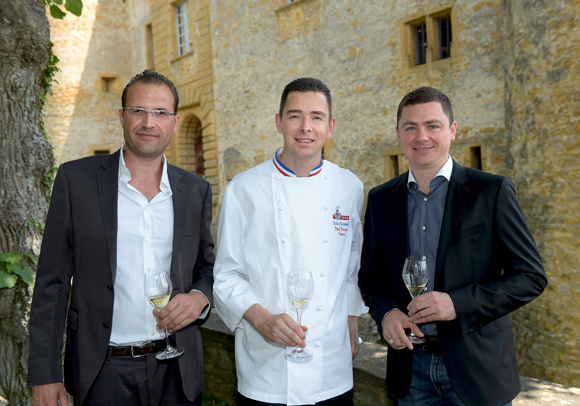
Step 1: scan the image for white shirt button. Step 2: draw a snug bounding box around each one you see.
[320,273,325,277]
[424,197,428,201]
[422,226,426,230]
[323,238,329,243]
[324,205,329,210]
[422,255,426,260]
[317,305,323,311]
[315,342,321,347]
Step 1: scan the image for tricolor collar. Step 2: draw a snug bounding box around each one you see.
[272,147,323,177]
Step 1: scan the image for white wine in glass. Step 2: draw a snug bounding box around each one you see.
[402,257,429,345]
[286,268,314,360]
[145,269,185,360]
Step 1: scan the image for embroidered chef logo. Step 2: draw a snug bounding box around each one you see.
[332,206,349,236]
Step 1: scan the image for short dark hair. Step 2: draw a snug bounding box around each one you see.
[121,70,179,113]
[396,87,454,127]
[279,77,332,120]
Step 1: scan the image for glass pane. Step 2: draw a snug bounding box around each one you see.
[414,22,427,65]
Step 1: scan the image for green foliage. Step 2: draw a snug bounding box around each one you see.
[27,219,45,235]
[39,0,83,19]
[0,252,36,289]
[201,394,229,406]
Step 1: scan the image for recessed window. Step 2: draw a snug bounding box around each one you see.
[97,75,121,93]
[470,146,482,170]
[401,7,457,69]
[93,149,110,155]
[101,77,116,92]
[175,1,190,57]
[146,23,155,70]
[389,155,400,178]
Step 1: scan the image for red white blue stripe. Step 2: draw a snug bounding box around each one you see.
[273,147,323,177]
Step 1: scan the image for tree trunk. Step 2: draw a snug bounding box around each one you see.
[0,0,53,404]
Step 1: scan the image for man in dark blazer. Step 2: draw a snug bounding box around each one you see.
[28,70,214,406]
[358,87,547,406]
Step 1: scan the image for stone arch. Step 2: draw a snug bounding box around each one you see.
[178,114,205,177]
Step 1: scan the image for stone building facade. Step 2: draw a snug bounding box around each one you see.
[45,0,579,388]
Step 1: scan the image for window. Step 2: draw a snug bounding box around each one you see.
[97,74,121,93]
[93,149,110,155]
[146,23,155,70]
[384,148,407,180]
[470,146,482,170]
[401,7,457,69]
[175,1,190,57]
[464,145,487,172]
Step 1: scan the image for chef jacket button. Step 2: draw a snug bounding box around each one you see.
[324,205,329,210]
[317,305,323,311]
[323,238,329,243]
[282,238,288,244]
[325,175,330,180]
[320,273,325,277]
[314,342,321,347]
[276,176,281,181]
[279,205,285,211]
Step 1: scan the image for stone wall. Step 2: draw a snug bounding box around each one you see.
[45,0,151,165]
[503,0,580,386]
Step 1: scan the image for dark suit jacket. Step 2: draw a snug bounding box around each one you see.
[358,161,547,406]
[28,149,215,405]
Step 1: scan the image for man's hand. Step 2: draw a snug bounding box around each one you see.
[154,291,208,332]
[408,291,457,324]
[244,304,307,347]
[31,383,70,406]
[381,308,422,350]
[348,315,359,359]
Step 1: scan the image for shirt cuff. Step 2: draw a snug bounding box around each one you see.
[190,289,210,319]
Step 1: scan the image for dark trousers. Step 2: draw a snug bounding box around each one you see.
[237,389,353,406]
[83,347,200,406]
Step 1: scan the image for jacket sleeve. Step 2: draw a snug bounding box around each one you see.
[213,181,260,332]
[448,178,548,336]
[28,164,73,386]
[347,185,369,317]
[190,181,215,324]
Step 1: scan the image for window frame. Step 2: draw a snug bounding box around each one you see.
[175,0,191,58]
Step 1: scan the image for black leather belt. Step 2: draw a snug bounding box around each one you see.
[111,335,176,357]
[418,336,441,354]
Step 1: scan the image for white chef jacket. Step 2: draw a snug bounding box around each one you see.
[213,153,368,405]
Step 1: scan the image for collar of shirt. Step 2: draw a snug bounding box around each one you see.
[407,155,454,188]
[272,147,323,177]
[118,144,172,195]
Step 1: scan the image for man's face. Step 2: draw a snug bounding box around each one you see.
[275,91,335,169]
[119,82,180,160]
[396,101,456,173]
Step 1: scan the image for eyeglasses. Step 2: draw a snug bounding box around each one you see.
[123,107,176,120]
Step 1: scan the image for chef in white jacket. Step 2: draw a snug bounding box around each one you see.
[213,78,368,406]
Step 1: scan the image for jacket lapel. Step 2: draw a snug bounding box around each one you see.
[168,165,185,280]
[97,150,120,282]
[435,161,469,286]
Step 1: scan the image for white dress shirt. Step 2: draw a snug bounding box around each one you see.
[109,147,175,345]
[213,153,368,405]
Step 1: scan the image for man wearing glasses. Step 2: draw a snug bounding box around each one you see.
[28,70,215,406]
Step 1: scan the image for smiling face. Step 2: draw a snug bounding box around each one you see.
[396,101,457,175]
[275,91,335,176]
[119,82,180,161]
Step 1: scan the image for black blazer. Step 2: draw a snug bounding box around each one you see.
[28,150,215,404]
[358,161,547,406]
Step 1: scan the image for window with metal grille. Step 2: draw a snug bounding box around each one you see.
[175,1,190,57]
[437,13,452,60]
[414,21,427,66]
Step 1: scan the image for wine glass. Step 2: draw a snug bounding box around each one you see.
[286,268,314,359]
[402,257,429,345]
[145,269,185,360]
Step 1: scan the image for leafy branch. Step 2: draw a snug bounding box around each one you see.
[39,0,83,19]
[0,253,37,289]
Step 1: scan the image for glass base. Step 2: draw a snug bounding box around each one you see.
[156,346,185,360]
[286,347,313,360]
[408,334,426,345]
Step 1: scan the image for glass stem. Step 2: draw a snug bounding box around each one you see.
[164,326,171,349]
[295,309,303,350]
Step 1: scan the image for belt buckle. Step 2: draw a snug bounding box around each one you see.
[130,342,151,358]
